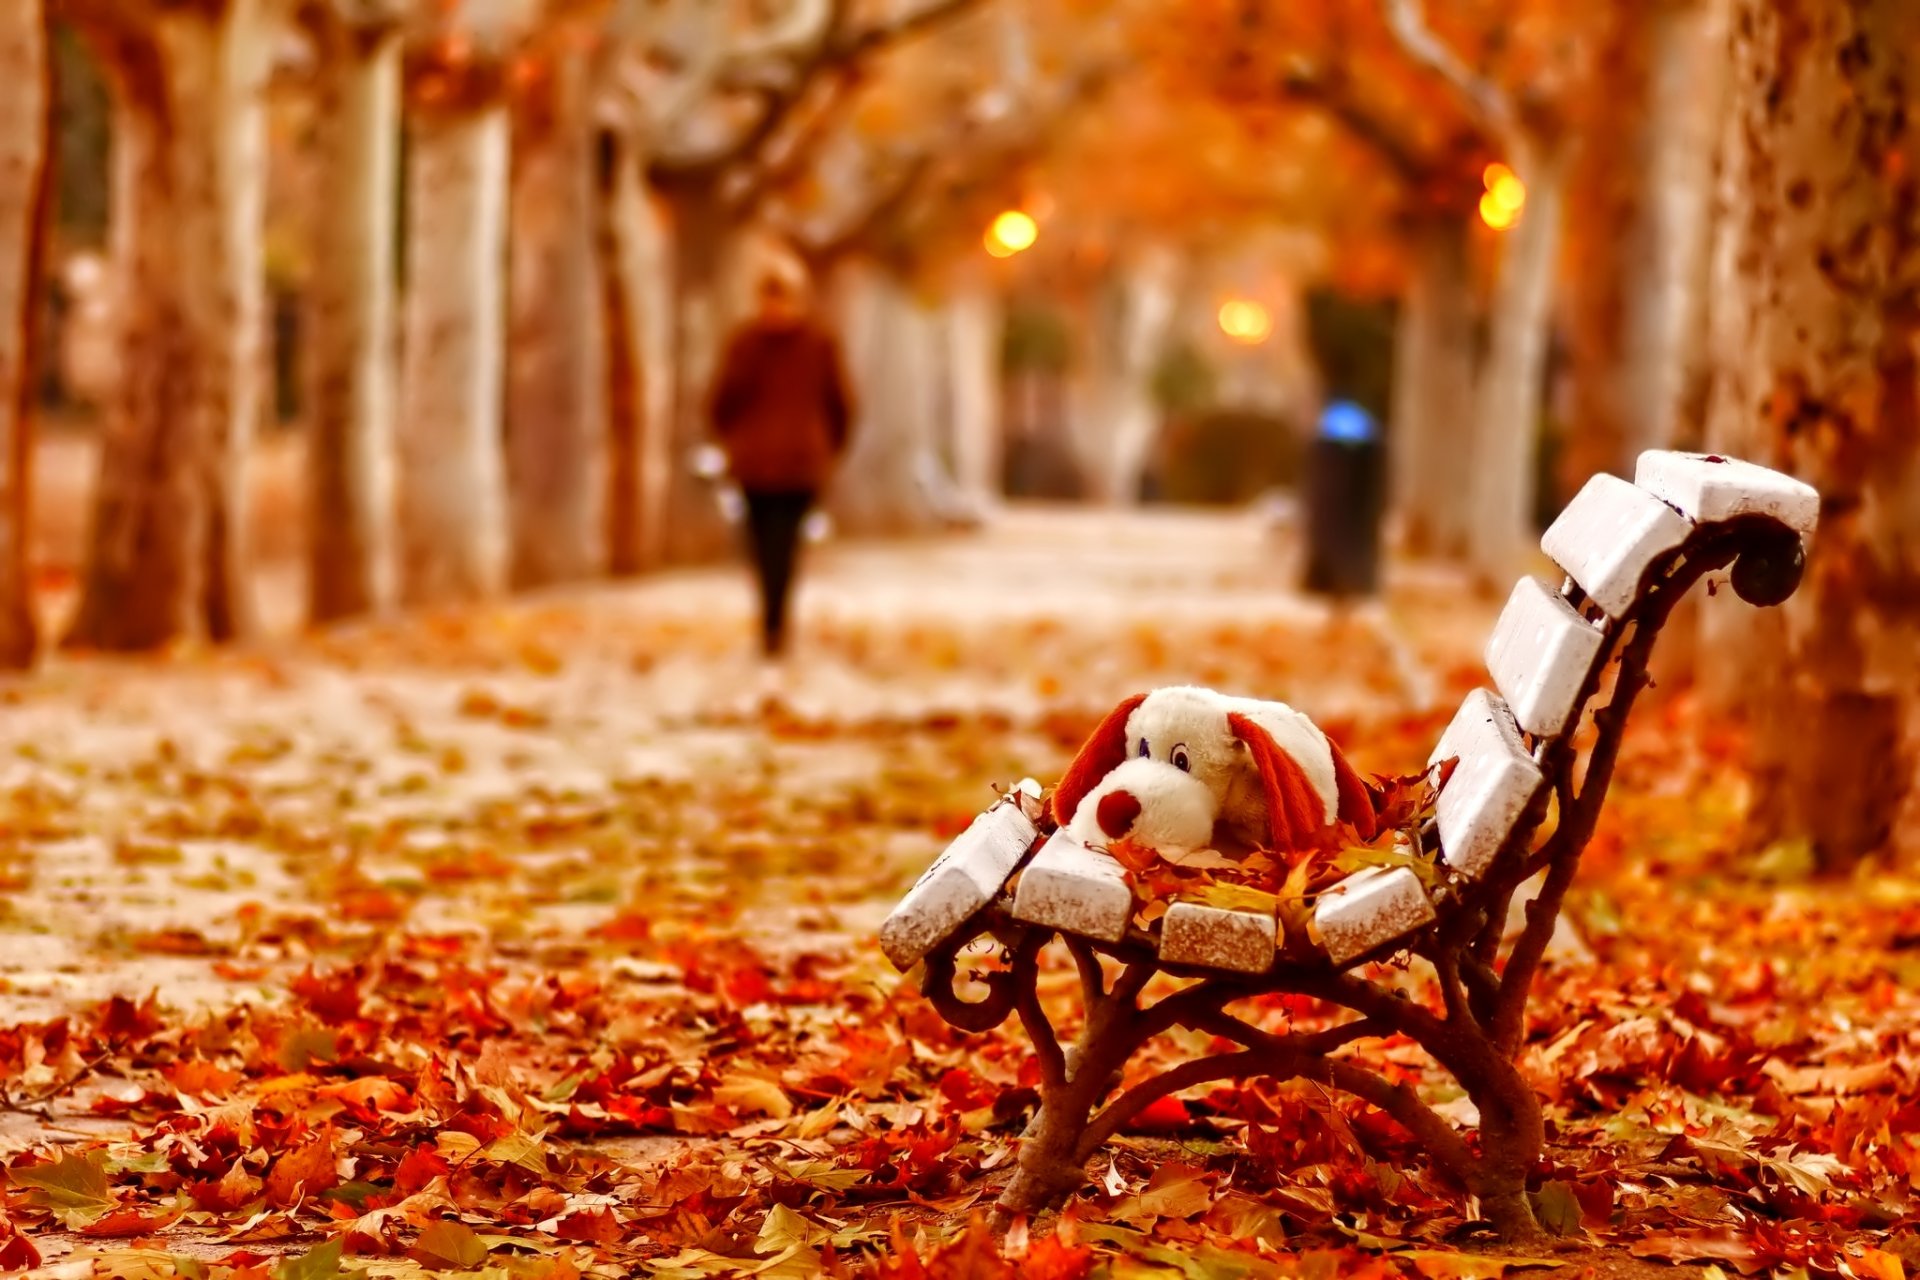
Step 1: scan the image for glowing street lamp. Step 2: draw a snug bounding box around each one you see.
[1480,161,1526,231]
[1218,298,1272,345]
[985,209,1039,258]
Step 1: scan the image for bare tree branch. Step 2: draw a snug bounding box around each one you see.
[1279,69,1435,182]
[782,60,1109,267]
[794,151,935,266]
[827,0,976,61]
[648,0,980,178]
[720,69,859,213]
[1379,0,1517,142]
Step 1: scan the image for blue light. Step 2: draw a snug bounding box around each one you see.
[1318,400,1379,444]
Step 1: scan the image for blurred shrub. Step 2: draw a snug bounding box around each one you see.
[1150,340,1216,418]
[1148,407,1304,505]
[1001,300,1073,375]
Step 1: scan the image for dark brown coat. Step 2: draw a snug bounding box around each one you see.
[709,318,854,494]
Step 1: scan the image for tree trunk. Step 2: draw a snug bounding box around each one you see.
[64,23,206,652]
[1467,138,1569,582]
[1645,0,1737,705]
[305,21,400,623]
[506,42,603,589]
[1465,1059,1548,1241]
[1704,0,1920,866]
[398,103,510,605]
[1093,247,1177,505]
[1561,0,1727,500]
[157,2,269,643]
[1557,14,1649,501]
[600,131,647,575]
[658,183,742,565]
[830,265,947,537]
[632,178,674,570]
[1389,216,1477,558]
[1626,0,1727,460]
[946,281,1002,515]
[0,0,48,668]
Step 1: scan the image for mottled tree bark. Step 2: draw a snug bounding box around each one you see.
[0,0,49,667]
[1389,217,1477,558]
[506,35,603,589]
[599,131,645,576]
[398,101,511,605]
[304,11,401,623]
[63,1,266,650]
[161,1,270,644]
[1704,0,1920,865]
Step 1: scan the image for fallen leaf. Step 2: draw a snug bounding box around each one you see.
[265,1133,340,1207]
[413,1219,489,1268]
[272,1238,350,1280]
[8,1149,117,1228]
[1402,1250,1565,1279]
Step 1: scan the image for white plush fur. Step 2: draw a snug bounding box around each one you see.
[1127,686,1335,815]
[1059,685,1341,855]
[1066,756,1216,853]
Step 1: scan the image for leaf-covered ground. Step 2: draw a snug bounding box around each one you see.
[0,511,1913,1280]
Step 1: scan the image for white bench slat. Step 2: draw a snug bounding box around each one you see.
[1484,577,1607,738]
[1634,450,1819,536]
[1541,474,1693,618]
[1011,830,1134,943]
[879,782,1043,970]
[1314,866,1436,966]
[1428,690,1546,880]
[1159,901,1276,974]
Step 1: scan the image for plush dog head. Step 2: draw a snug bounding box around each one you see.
[1052,686,1380,856]
[1064,755,1216,854]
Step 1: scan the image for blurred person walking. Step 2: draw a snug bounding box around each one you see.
[709,260,854,660]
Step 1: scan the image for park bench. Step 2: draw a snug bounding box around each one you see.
[878,450,1819,1238]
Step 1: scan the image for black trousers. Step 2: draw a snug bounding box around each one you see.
[742,489,814,656]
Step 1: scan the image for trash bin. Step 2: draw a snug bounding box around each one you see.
[1301,400,1385,598]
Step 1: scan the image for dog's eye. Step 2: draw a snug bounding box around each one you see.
[1137,739,1151,759]
[1172,745,1191,772]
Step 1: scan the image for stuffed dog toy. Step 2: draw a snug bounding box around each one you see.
[1055,686,1382,860]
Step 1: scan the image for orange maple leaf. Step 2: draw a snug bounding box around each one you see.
[265,1131,340,1207]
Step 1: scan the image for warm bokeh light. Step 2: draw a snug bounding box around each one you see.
[1480,191,1520,230]
[1480,162,1526,230]
[985,210,1039,257]
[1217,298,1273,344]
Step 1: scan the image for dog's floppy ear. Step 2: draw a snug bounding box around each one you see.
[1052,693,1148,826]
[1227,710,1329,852]
[1329,740,1381,841]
